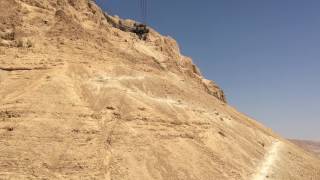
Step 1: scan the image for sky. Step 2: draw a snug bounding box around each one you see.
[95,0,320,140]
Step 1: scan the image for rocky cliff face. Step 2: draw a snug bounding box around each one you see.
[0,0,319,179]
[0,0,226,103]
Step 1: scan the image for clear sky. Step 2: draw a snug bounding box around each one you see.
[96,0,320,140]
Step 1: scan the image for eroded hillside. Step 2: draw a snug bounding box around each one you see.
[0,0,319,179]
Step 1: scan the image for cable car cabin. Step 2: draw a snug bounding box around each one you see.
[104,13,150,41]
[119,21,149,40]
[103,0,149,40]
[133,23,149,40]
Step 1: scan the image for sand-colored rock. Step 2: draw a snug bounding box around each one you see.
[0,0,319,179]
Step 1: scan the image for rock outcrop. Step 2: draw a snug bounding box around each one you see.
[0,0,319,179]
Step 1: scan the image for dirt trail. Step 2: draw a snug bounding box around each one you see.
[1,0,320,179]
[252,141,282,180]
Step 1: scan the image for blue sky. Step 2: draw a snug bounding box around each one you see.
[96,0,320,140]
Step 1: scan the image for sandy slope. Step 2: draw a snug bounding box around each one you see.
[0,0,319,179]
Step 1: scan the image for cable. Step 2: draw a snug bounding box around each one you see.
[145,0,147,24]
[140,0,147,24]
[140,0,143,23]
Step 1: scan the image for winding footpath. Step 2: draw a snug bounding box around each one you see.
[252,141,282,180]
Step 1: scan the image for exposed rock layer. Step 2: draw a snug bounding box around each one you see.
[0,0,319,179]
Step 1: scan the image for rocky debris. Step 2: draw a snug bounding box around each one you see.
[0,31,32,48]
[202,79,227,103]
[0,29,15,41]
[0,110,21,119]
